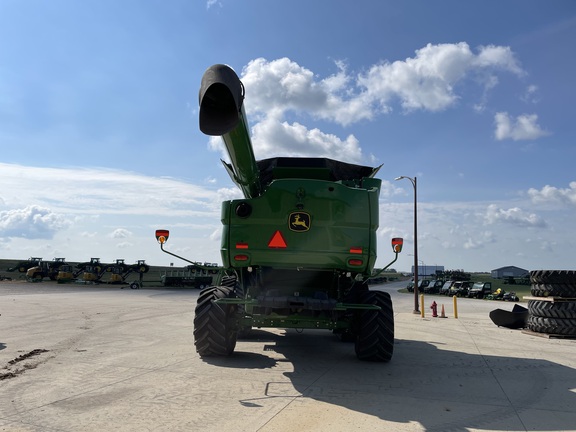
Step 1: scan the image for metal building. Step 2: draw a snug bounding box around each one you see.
[411,265,445,277]
[490,266,529,279]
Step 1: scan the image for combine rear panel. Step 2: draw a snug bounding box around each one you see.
[221,158,381,273]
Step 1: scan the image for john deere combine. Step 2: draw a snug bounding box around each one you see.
[157,64,402,362]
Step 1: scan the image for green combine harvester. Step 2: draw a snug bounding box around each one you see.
[157,64,402,362]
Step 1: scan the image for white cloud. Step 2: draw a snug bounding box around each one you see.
[463,231,495,250]
[206,0,221,10]
[472,45,525,75]
[116,241,133,249]
[463,238,483,249]
[110,228,132,239]
[484,204,546,228]
[527,182,576,205]
[243,43,524,121]
[387,198,575,272]
[358,43,472,112]
[251,113,363,162]
[213,187,243,209]
[241,58,333,118]
[357,42,523,113]
[0,205,71,239]
[232,45,527,161]
[494,112,549,141]
[80,231,98,238]
[209,228,221,242]
[0,163,221,217]
[379,180,406,199]
[521,85,539,104]
[0,163,229,264]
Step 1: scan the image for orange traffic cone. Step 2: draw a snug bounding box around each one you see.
[440,304,447,318]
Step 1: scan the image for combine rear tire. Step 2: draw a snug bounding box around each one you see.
[194,286,238,356]
[355,291,394,362]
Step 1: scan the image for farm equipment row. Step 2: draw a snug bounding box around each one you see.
[7,257,150,284]
[409,279,519,301]
[160,262,220,288]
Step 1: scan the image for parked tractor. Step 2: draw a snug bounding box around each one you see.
[108,259,150,288]
[24,257,68,282]
[56,264,76,283]
[64,258,150,285]
[58,260,104,283]
[7,257,42,274]
[6,257,42,273]
[75,258,108,283]
[157,64,402,362]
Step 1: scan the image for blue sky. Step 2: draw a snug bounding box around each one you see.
[1,0,575,272]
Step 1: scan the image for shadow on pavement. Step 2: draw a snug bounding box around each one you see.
[210,329,576,431]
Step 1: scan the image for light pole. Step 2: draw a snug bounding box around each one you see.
[395,175,419,314]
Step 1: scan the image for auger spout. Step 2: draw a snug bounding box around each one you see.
[199,64,261,199]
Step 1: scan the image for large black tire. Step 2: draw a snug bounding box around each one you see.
[527,315,576,336]
[354,291,394,362]
[528,300,576,319]
[530,270,576,285]
[530,283,576,298]
[194,286,238,356]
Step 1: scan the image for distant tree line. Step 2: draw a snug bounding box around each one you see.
[435,269,471,281]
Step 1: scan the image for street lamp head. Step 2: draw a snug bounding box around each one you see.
[395,175,416,187]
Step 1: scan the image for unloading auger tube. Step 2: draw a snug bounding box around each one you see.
[199,64,261,200]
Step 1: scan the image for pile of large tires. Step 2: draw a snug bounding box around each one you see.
[527,270,576,336]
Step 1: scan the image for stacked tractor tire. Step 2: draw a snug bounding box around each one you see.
[527,270,576,336]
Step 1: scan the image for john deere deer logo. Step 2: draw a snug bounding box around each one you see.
[289,212,310,232]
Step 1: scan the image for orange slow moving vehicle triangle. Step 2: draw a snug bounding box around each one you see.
[268,230,287,248]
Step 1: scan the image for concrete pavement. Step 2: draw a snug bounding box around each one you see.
[0,281,575,431]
